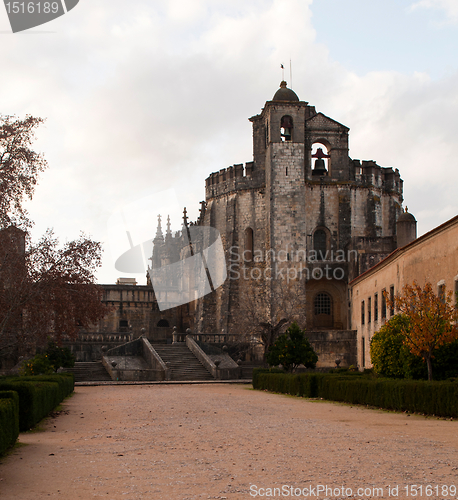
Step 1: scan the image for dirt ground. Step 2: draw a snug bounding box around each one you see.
[0,383,457,500]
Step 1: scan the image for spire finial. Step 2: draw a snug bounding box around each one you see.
[166,215,172,237]
[183,207,188,227]
[154,214,164,242]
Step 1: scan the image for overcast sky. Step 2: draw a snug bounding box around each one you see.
[1,0,457,284]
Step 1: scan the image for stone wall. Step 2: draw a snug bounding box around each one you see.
[306,330,358,369]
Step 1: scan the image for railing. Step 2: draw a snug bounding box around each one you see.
[192,333,239,344]
[171,329,239,344]
[74,333,133,343]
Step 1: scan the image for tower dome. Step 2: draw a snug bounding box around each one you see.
[272,81,299,102]
[396,207,417,248]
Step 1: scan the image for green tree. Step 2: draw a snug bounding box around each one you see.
[267,322,318,372]
[370,315,425,379]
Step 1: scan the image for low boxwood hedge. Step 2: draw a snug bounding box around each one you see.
[19,373,74,401]
[0,391,20,455]
[252,369,458,417]
[0,374,74,432]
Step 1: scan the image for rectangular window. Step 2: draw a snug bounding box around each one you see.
[390,286,395,316]
[374,293,378,322]
[438,283,446,304]
[368,296,372,324]
[382,289,387,319]
[361,300,365,325]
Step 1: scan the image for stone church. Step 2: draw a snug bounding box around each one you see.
[145,81,415,365]
[0,82,421,372]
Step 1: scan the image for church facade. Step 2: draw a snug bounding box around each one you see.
[148,82,413,364]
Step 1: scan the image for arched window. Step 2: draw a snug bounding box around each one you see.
[280,115,293,142]
[314,292,332,316]
[157,319,169,327]
[244,228,254,262]
[313,229,327,260]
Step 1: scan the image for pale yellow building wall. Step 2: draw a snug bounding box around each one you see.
[350,216,458,368]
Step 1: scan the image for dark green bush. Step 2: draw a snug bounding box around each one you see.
[20,342,76,376]
[253,372,458,417]
[20,373,74,402]
[44,341,75,371]
[0,374,73,431]
[20,354,54,376]
[253,370,326,398]
[0,391,20,455]
[252,367,284,389]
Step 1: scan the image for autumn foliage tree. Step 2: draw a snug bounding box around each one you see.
[0,115,47,229]
[385,282,458,381]
[0,115,107,366]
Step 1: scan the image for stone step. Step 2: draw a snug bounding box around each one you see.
[151,344,214,381]
[64,362,111,382]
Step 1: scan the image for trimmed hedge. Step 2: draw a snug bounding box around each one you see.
[252,369,458,417]
[253,369,327,398]
[0,391,20,455]
[0,374,74,432]
[19,373,74,402]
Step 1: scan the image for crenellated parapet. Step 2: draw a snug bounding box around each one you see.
[205,161,265,200]
[352,159,403,195]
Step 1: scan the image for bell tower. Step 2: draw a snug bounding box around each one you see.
[249,82,310,315]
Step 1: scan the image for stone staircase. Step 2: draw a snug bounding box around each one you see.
[152,344,214,381]
[65,361,111,382]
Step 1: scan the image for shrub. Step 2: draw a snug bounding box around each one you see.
[0,391,20,455]
[20,341,76,376]
[45,341,75,371]
[20,373,74,401]
[0,374,73,431]
[20,354,54,376]
[253,372,458,417]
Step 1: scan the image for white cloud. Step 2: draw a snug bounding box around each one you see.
[1,0,457,283]
[409,0,458,23]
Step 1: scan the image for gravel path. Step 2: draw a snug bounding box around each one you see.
[0,384,457,500]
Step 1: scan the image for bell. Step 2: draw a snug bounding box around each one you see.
[312,157,327,176]
[281,127,292,141]
[312,148,329,159]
